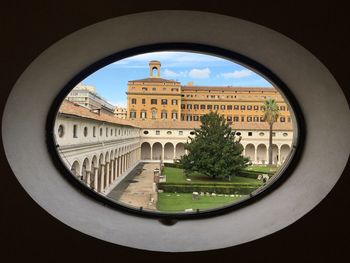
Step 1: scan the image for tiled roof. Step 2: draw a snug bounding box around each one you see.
[130,119,293,131]
[58,100,140,128]
[128,77,180,83]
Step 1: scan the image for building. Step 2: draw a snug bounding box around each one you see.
[114,106,127,119]
[55,100,293,195]
[66,82,115,115]
[126,61,291,126]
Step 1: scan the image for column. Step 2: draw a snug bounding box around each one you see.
[266,145,269,164]
[86,170,91,187]
[161,145,164,161]
[105,161,110,188]
[100,164,105,192]
[173,146,176,159]
[254,146,257,164]
[110,160,114,183]
[278,146,281,165]
[93,167,98,191]
[150,144,153,160]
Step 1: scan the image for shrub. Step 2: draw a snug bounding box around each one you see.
[158,183,260,195]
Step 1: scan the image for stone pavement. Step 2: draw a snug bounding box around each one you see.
[111,163,160,211]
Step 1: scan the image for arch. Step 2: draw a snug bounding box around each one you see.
[141,142,151,159]
[164,142,174,160]
[245,144,255,162]
[91,155,98,190]
[280,144,291,164]
[175,143,185,159]
[152,142,162,160]
[98,154,104,192]
[257,144,267,165]
[70,161,80,178]
[81,158,90,184]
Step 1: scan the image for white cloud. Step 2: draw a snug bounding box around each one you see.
[108,100,127,108]
[163,69,180,78]
[219,69,253,79]
[188,68,211,78]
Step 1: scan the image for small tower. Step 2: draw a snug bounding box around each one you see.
[149,60,161,78]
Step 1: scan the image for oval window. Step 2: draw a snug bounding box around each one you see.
[50,48,301,218]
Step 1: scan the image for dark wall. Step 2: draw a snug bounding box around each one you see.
[1,1,349,262]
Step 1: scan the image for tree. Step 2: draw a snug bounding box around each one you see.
[262,98,280,165]
[180,112,249,179]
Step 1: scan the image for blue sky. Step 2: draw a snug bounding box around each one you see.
[83,51,272,107]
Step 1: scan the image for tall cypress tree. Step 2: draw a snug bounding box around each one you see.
[180,112,249,179]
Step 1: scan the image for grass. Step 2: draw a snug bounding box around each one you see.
[163,167,261,185]
[243,165,277,174]
[157,192,245,212]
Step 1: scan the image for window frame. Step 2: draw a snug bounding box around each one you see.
[46,42,305,221]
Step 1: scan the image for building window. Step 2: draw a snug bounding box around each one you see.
[280,106,286,111]
[236,132,241,136]
[194,115,199,121]
[254,116,259,122]
[241,116,245,122]
[181,104,185,109]
[131,98,136,104]
[233,116,239,122]
[93,126,96,137]
[172,99,177,105]
[227,116,232,121]
[83,127,88,137]
[247,105,252,110]
[283,132,288,137]
[259,132,265,136]
[187,104,192,109]
[161,99,168,105]
[151,109,157,120]
[130,111,136,118]
[172,111,178,120]
[260,116,265,122]
[161,110,167,119]
[200,104,206,109]
[156,130,160,135]
[58,125,64,138]
[248,132,253,136]
[106,128,108,137]
[227,105,232,110]
[100,128,102,136]
[260,106,265,110]
[178,131,183,135]
[194,104,199,110]
[152,87,156,91]
[234,105,239,110]
[140,111,147,119]
[213,105,219,110]
[190,131,195,135]
[220,105,225,110]
[110,129,113,136]
[272,132,276,137]
[143,130,149,135]
[73,124,78,138]
[142,98,146,104]
[187,115,192,121]
[207,105,212,110]
[142,87,147,91]
[280,117,286,122]
[241,105,245,110]
[247,116,252,122]
[167,131,172,135]
[254,105,259,110]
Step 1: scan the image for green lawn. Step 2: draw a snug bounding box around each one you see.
[163,167,261,185]
[157,192,245,212]
[243,165,277,174]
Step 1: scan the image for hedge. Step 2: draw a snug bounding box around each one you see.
[158,183,260,195]
[164,162,183,169]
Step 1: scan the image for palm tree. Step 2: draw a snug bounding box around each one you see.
[263,99,280,166]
